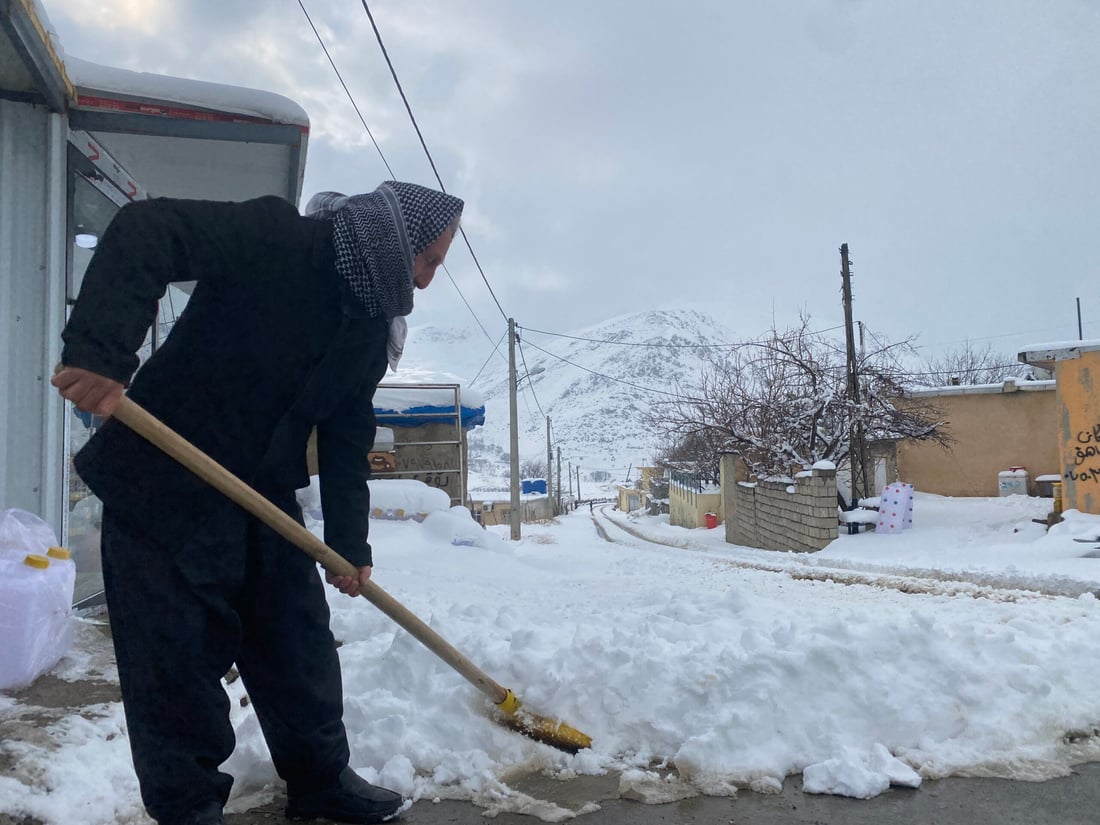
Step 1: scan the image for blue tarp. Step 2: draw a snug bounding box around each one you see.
[374,404,486,430]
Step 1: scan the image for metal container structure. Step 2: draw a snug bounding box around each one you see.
[1,0,310,605]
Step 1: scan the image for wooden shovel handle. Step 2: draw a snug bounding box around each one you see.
[112,395,509,705]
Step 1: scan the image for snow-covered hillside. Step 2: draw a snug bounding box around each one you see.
[397,308,740,485]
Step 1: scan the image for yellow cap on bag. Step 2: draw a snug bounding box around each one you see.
[47,547,71,561]
[23,554,49,569]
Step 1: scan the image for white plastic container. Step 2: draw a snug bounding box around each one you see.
[998,467,1029,497]
[0,553,76,691]
[46,546,77,605]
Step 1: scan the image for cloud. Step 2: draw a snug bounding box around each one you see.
[38,0,1100,353]
[47,0,174,37]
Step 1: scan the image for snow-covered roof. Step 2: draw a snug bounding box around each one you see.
[1019,339,1100,371]
[906,379,1056,398]
[65,55,309,127]
[373,385,485,431]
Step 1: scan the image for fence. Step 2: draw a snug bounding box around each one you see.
[722,458,838,552]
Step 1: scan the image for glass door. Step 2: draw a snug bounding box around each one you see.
[64,134,146,606]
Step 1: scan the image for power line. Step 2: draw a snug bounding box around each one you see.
[358,0,443,190]
[359,0,509,323]
[469,329,508,385]
[518,323,847,349]
[296,0,394,178]
[517,338,546,417]
[521,338,693,400]
[299,0,503,354]
[437,261,500,351]
[912,323,1083,351]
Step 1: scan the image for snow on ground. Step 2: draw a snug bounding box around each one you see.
[5,487,1100,824]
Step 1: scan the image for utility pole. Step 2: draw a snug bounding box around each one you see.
[576,465,581,503]
[1077,297,1083,340]
[840,243,870,505]
[508,318,521,540]
[546,417,554,515]
[556,447,562,515]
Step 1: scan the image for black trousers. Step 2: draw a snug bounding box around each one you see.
[101,502,351,824]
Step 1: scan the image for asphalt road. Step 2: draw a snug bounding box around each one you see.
[217,762,1100,825]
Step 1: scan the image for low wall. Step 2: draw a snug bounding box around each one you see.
[728,466,838,552]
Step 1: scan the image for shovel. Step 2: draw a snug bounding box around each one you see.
[111,395,592,753]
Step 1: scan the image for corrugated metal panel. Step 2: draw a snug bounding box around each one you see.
[0,99,66,530]
[1,100,50,511]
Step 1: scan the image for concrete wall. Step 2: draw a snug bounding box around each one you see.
[1052,352,1100,514]
[470,496,553,526]
[720,454,749,544]
[727,466,838,552]
[897,381,1058,497]
[617,485,643,512]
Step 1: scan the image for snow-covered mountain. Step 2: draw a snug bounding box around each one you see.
[397,308,739,486]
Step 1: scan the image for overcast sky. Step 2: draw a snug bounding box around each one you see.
[44,0,1100,367]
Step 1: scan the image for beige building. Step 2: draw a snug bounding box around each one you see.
[1020,342,1100,514]
[615,466,663,513]
[668,471,723,529]
[896,379,1058,497]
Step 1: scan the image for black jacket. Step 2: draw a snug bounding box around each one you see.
[62,195,389,567]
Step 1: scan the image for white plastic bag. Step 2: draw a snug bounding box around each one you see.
[0,508,58,560]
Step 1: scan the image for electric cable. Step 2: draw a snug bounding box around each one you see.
[913,323,1084,351]
[520,339,698,400]
[297,0,395,178]
[359,0,509,323]
[518,323,847,349]
[469,330,508,385]
[517,338,547,417]
[299,0,503,353]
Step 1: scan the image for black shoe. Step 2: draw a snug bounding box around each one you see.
[167,800,225,825]
[286,766,404,824]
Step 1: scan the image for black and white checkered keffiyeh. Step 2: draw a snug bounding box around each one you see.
[320,181,463,320]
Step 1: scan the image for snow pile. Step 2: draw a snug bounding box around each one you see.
[5,493,1100,824]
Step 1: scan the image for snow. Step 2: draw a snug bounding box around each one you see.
[374,385,484,411]
[5,486,1100,823]
[63,55,310,126]
[1019,337,1100,353]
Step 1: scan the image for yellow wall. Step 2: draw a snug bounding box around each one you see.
[617,485,643,512]
[1055,353,1100,513]
[896,382,1058,497]
[669,484,722,529]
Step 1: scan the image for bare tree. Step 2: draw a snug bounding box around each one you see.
[651,316,949,479]
[520,458,547,480]
[652,430,724,486]
[914,341,1025,387]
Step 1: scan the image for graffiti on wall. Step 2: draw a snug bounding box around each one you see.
[1068,424,1100,484]
[397,443,460,473]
